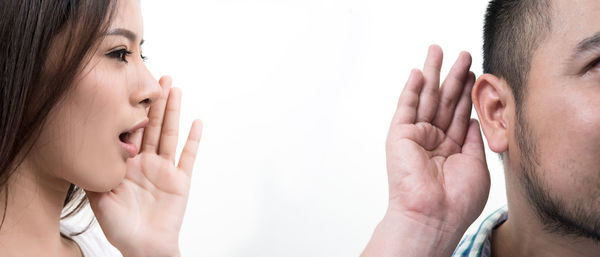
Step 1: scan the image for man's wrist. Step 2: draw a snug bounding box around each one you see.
[361,209,466,257]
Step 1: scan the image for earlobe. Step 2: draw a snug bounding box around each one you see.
[471,74,510,153]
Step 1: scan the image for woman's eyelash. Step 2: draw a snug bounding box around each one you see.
[107,48,133,63]
[106,49,147,63]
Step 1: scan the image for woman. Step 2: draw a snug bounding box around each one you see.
[0,0,202,256]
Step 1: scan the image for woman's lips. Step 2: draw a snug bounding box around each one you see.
[120,139,139,158]
[119,119,148,158]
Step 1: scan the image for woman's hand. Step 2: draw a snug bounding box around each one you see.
[87,76,202,257]
[362,45,490,257]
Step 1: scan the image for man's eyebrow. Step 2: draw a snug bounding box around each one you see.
[106,28,144,45]
[572,32,600,59]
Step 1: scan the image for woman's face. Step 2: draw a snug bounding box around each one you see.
[29,0,161,192]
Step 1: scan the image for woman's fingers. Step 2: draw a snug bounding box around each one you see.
[416,45,443,123]
[178,120,203,176]
[142,76,172,153]
[158,87,181,163]
[392,69,424,125]
[140,76,195,168]
[432,51,472,131]
[445,72,476,146]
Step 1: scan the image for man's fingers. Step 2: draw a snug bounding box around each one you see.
[178,120,203,176]
[445,72,475,146]
[432,51,472,131]
[142,76,172,153]
[462,119,486,161]
[158,87,181,163]
[393,69,424,125]
[416,44,443,123]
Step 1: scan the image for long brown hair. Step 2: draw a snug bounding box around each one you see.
[0,0,117,229]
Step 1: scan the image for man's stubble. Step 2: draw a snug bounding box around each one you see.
[515,101,600,241]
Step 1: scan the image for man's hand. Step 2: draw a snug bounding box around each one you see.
[362,45,490,257]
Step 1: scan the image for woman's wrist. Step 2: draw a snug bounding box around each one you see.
[122,250,181,257]
[119,244,181,257]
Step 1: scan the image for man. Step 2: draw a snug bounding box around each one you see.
[362,0,600,256]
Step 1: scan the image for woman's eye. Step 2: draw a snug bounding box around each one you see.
[106,48,132,63]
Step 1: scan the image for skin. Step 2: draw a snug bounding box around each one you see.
[364,0,600,256]
[483,0,600,256]
[0,0,202,256]
[362,45,489,257]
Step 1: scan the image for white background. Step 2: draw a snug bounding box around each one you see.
[139,1,505,256]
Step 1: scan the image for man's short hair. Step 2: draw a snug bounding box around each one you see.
[483,0,552,104]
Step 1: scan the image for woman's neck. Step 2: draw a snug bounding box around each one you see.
[0,158,80,256]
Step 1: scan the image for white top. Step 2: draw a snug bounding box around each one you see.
[60,221,122,257]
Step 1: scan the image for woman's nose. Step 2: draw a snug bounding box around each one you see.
[130,65,161,108]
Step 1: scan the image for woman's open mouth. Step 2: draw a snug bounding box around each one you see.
[119,119,149,158]
[119,131,138,158]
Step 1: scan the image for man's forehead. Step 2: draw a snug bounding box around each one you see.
[551,0,600,42]
[535,0,600,64]
[525,0,600,90]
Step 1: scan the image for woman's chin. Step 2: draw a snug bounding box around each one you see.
[77,169,127,193]
[82,181,123,193]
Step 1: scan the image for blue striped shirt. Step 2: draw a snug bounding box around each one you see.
[452,206,508,257]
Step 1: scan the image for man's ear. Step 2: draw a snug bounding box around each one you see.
[472,74,511,153]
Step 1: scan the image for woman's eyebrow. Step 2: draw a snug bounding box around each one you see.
[106,28,143,45]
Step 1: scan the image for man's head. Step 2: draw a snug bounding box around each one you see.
[482,0,552,105]
[473,0,600,242]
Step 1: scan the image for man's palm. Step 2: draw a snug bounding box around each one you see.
[386,46,490,233]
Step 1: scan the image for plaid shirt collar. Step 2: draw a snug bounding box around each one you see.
[452,206,508,257]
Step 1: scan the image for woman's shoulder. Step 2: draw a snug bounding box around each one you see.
[60,220,123,257]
